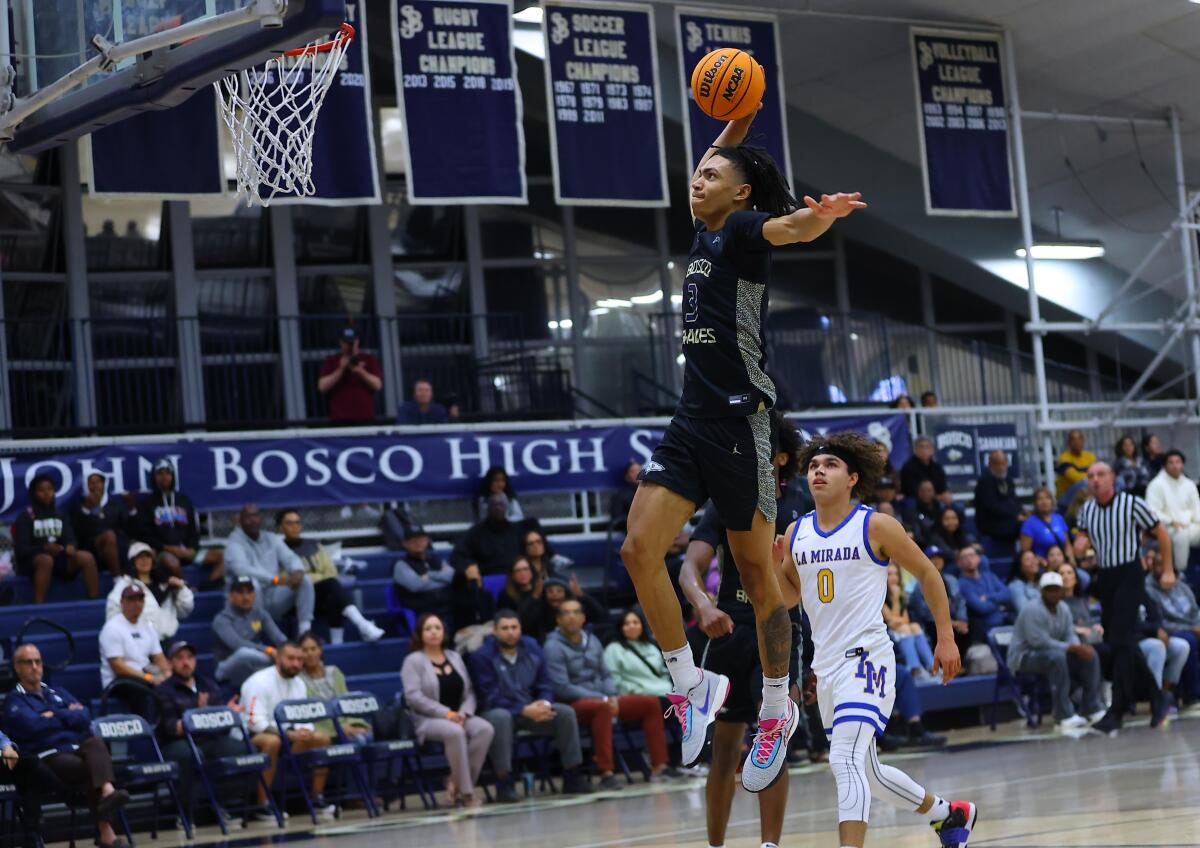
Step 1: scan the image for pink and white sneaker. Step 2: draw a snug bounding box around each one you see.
[665,669,730,767]
[740,700,799,792]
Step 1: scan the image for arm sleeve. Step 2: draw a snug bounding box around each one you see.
[223,538,249,578]
[155,687,183,739]
[99,623,124,660]
[532,651,556,704]
[392,559,427,591]
[543,642,599,702]
[961,580,998,615]
[262,614,286,646]
[174,584,195,620]
[429,561,456,588]
[240,676,270,734]
[1016,608,1069,652]
[105,582,123,621]
[467,654,501,714]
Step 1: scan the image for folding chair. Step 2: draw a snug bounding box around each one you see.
[91,714,191,844]
[384,585,417,638]
[182,706,282,834]
[0,778,35,848]
[273,698,376,824]
[986,626,1048,730]
[332,691,433,811]
[481,574,506,601]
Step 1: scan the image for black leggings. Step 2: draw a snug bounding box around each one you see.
[314,578,353,627]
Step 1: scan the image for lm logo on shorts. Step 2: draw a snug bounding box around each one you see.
[854,650,887,698]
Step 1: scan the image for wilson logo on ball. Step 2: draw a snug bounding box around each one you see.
[690,48,765,122]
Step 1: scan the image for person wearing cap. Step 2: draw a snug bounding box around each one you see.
[973,450,1026,549]
[136,457,223,584]
[212,576,287,688]
[14,473,100,604]
[392,518,456,622]
[1145,449,1200,576]
[1006,571,1105,730]
[98,582,170,691]
[106,541,195,641]
[225,503,315,635]
[318,326,382,424]
[872,474,899,510]
[396,378,448,426]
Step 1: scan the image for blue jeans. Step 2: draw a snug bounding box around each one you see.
[894,633,933,671]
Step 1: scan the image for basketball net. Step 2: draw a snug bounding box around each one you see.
[214,23,354,206]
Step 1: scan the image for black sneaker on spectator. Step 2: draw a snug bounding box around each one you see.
[598,774,622,791]
[561,771,594,794]
[495,781,521,803]
[1091,713,1120,736]
[877,731,905,752]
[1150,691,1170,728]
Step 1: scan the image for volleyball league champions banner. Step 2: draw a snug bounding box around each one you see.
[542,1,668,206]
[392,0,527,204]
[675,9,792,185]
[911,28,1015,217]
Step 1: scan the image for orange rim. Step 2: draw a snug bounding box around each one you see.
[282,22,355,57]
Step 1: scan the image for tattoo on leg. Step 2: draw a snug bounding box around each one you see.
[761,605,792,678]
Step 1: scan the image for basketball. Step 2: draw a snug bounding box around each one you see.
[690,48,765,121]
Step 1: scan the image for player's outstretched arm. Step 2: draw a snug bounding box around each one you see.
[868,511,961,684]
[762,193,867,246]
[773,523,801,608]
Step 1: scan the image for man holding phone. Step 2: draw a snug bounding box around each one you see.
[317,326,382,424]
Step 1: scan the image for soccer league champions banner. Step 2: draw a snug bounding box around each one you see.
[911,28,1015,217]
[675,9,792,184]
[392,0,526,204]
[542,1,668,206]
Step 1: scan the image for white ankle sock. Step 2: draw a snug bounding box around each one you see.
[760,674,789,715]
[761,842,779,848]
[927,795,951,821]
[329,627,345,645]
[664,645,702,692]
[342,604,370,629]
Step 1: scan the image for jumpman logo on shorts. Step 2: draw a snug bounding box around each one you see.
[732,443,741,455]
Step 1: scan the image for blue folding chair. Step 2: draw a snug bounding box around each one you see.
[384,585,417,637]
[91,714,192,843]
[273,698,376,823]
[481,574,506,601]
[182,706,282,834]
[332,691,433,811]
[986,626,1048,729]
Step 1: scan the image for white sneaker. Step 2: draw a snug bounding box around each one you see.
[664,669,730,767]
[359,620,386,642]
[1086,709,1107,724]
[1058,714,1088,730]
[741,700,799,793]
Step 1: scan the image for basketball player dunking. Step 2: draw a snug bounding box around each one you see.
[775,432,976,848]
[621,103,866,791]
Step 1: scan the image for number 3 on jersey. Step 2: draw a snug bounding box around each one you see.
[816,568,834,603]
[684,281,699,323]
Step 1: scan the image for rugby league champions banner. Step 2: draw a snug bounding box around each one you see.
[910,29,1015,217]
[0,413,909,522]
[675,9,792,184]
[392,0,526,203]
[542,1,669,206]
[933,422,1020,487]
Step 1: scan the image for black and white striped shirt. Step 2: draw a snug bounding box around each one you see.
[1076,492,1160,569]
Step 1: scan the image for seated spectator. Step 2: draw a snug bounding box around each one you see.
[14,474,99,604]
[276,510,383,642]
[241,641,334,816]
[298,632,372,745]
[391,520,455,622]
[445,394,462,422]
[898,479,942,546]
[397,378,448,425]
[520,576,606,643]
[957,544,1013,641]
[1008,550,1043,616]
[908,546,970,650]
[1020,487,1073,562]
[1136,592,1189,713]
[213,576,286,688]
[225,503,313,634]
[873,475,899,511]
[451,493,533,577]
[99,583,169,694]
[523,528,571,580]
[0,723,41,847]
[381,503,416,551]
[470,611,591,800]
[317,327,382,424]
[602,608,672,698]
[452,560,499,653]
[1113,434,1150,497]
[1043,545,1078,588]
[883,564,934,678]
[1076,546,1098,582]
[891,393,914,409]
[476,466,524,522]
[920,390,938,408]
[874,442,897,480]
[106,541,194,641]
[400,614,495,809]
[543,599,671,789]
[1059,564,1103,645]
[926,506,973,554]
[880,664,945,750]
[1143,432,1166,477]
[899,436,953,506]
[608,461,642,532]
[137,458,221,581]
[1144,549,1200,704]
[1006,572,1105,730]
[4,643,130,845]
[1054,429,1096,500]
[973,450,1026,548]
[69,472,125,579]
[500,556,538,610]
[1146,450,1200,574]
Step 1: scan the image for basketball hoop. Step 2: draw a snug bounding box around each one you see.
[214,22,354,206]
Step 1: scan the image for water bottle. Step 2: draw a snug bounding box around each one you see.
[522,771,535,797]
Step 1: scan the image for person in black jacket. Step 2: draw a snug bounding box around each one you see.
[608,461,642,532]
[973,451,1026,548]
[136,458,223,582]
[518,577,607,642]
[69,472,130,579]
[14,475,99,603]
[899,436,953,506]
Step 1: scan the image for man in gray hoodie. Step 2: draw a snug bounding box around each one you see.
[212,577,287,687]
[225,504,313,634]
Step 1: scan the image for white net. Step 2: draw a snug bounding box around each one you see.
[214,23,353,206]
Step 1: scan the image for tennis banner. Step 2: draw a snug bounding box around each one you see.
[392,0,527,204]
[542,0,668,206]
[911,28,1015,217]
[675,8,791,185]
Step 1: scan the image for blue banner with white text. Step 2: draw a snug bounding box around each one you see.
[933,422,1020,486]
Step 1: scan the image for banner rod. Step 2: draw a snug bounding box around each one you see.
[1019,109,1170,129]
[659,1,1003,32]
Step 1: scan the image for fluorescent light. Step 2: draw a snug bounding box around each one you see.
[596,298,632,308]
[533,249,559,260]
[666,260,676,270]
[670,294,683,305]
[630,291,663,305]
[547,320,559,329]
[589,307,610,316]
[676,354,686,365]
[559,318,573,329]
[1015,242,1105,260]
[513,6,544,23]
[849,332,859,341]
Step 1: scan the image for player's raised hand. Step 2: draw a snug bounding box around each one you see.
[803,192,867,219]
[932,638,961,685]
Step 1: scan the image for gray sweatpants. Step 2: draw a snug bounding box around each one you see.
[482,704,582,775]
[1014,647,1104,720]
[260,576,315,627]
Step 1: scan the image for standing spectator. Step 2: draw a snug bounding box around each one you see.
[898,480,942,546]
[883,564,935,678]
[1059,564,1104,645]
[476,467,524,522]
[276,510,383,642]
[225,504,314,635]
[899,437,953,505]
[602,609,673,698]
[500,556,539,610]
[450,493,532,576]
[1136,591,1189,713]
[241,641,334,816]
[523,528,570,580]
[298,633,373,745]
[926,507,973,554]
[1006,572,1105,730]
[106,542,194,641]
[317,327,382,424]
[469,611,591,799]
[1143,433,1166,477]
[391,520,455,622]
[519,576,606,643]
[956,544,1013,641]
[1020,487,1074,563]
[98,583,169,690]
[400,614,494,808]
[1054,430,1096,500]
[1007,550,1043,616]
[543,600,671,789]
[608,461,642,532]
[891,394,914,410]
[14,474,99,604]
[1113,434,1150,497]
[1144,548,1200,703]
[213,577,286,688]
[137,458,222,582]
[396,378,448,425]
[1145,450,1200,573]
[4,644,130,845]
[69,472,125,579]
[908,546,970,651]
[919,390,938,407]
[973,450,1026,548]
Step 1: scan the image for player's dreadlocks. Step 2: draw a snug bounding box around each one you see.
[769,409,803,482]
[797,430,885,502]
[710,144,799,217]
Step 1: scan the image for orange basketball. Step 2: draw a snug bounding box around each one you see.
[690,48,765,121]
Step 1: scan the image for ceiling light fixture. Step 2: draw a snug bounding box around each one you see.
[630,291,663,304]
[1015,206,1105,260]
[596,298,633,308]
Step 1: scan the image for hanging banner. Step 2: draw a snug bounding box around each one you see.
[910,28,1015,217]
[933,422,1020,486]
[542,0,668,206]
[392,0,526,204]
[675,8,791,184]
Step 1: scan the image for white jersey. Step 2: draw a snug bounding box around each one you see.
[790,504,891,678]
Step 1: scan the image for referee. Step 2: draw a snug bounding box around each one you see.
[1075,461,1175,733]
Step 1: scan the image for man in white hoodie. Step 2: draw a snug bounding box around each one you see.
[1146,450,1200,574]
[225,504,314,634]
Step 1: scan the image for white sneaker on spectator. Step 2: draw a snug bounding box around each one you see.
[359,620,386,642]
[1058,714,1088,730]
[1086,709,1107,724]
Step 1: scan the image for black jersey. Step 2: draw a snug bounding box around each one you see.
[678,210,776,418]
